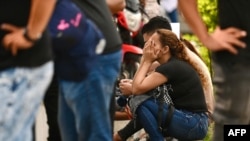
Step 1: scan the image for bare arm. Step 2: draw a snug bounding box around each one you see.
[178,0,208,43]
[132,40,167,95]
[106,0,126,14]
[132,56,167,95]
[26,0,57,39]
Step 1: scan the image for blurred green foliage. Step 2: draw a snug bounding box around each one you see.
[197,0,218,32]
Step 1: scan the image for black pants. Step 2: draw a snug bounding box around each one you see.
[33,75,61,141]
[43,75,61,141]
[110,86,117,133]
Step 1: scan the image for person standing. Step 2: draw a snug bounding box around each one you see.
[160,0,179,22]
[0,0,56,140]
[143,0,165,19]
[178,0,249,140]
[106,0,126,131]
[58,0,123,140]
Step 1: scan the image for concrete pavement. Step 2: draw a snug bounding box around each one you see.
[35,104,145,141]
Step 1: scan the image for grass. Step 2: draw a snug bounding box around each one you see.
[204,122,214,141]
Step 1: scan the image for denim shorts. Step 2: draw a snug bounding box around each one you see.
[0,61,54,141]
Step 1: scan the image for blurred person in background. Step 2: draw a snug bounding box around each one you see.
[106,0,126,131]
[67,0,124,140]
[142,0,165,19]
[160,0,179,23]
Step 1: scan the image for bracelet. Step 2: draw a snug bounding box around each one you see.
[23,28,41,43]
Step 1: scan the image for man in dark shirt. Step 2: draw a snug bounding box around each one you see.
[58,0,123,140]
[0,0,56,140]
[179,0,250,140]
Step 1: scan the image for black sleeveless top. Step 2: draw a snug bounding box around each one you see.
[156,57,208,112]
[213,0,250,65]
[0,0,53,71]
[73,0,122,54]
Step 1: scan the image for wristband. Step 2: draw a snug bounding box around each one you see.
[23,28,41,43]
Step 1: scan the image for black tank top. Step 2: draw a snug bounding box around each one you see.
[0,0,53,70]
[73,0,122,54]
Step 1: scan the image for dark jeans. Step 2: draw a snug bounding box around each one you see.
[110,91,116,133]
[43,75,61,141]
[138,99,208,141]
[58,50,122,141]
[212,61,250,141]
[33,75,61,141]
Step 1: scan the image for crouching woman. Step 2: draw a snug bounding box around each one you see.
[131,29,209,141]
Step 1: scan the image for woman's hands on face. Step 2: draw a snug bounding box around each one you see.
[143,39,160,63]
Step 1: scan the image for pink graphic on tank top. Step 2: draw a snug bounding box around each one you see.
[57,13,82,31]
[70,13,82,27]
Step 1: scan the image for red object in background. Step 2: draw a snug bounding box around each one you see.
[122,43,143,60]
